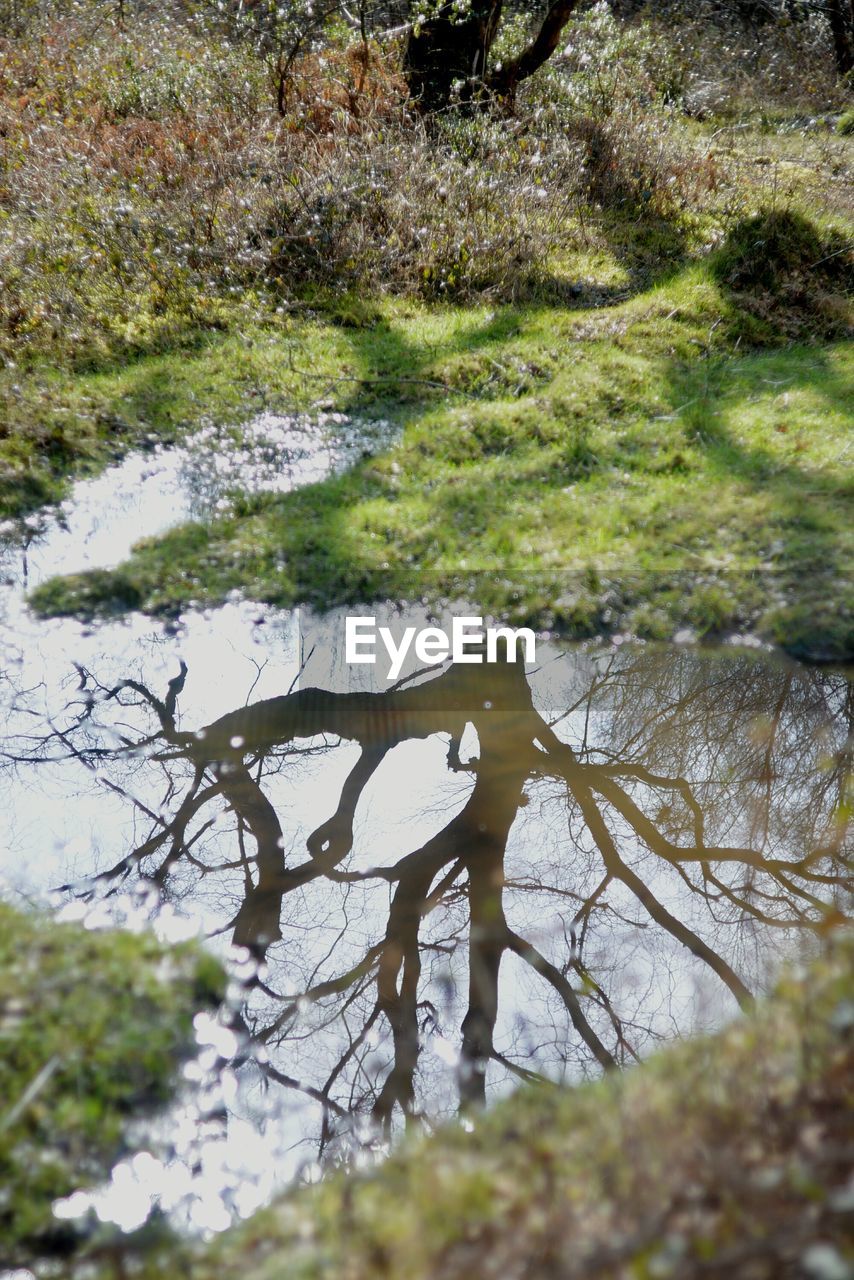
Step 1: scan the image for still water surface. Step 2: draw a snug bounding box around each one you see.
[0,418,850,1230]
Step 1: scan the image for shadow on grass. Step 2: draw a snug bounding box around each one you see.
[661,345,853,657]
[0,189,709,525]
[24,210,854,658]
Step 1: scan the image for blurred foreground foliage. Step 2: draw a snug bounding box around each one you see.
[2,900,850,1279]
[183,929,854,1280]
[0,900,225,1271]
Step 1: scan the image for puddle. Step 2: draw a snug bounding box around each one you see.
[0,406,393,882]
[0,407,400,1230]
[0,409,393,605]
[1,615,851,1221]
[0,414,851,1238]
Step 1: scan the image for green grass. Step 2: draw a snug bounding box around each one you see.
[1,107,850,658]
[27,244,854,659]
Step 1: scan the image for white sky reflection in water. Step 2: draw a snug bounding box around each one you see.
[0,416,850,1241]
[0,411,397,1235]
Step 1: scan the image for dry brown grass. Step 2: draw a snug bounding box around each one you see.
[0,3,848,367]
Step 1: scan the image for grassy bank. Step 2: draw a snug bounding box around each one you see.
[0,901,225,1271]
[26,234,854,659]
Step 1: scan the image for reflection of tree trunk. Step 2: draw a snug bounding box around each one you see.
[461,854,506,1108]
[458,713,530,1107]
[50,646,851,1141]
[220,761,287,954]
[371,694,535,1124]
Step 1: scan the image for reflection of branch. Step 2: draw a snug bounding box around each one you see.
[566,774,753,1010]
[490,1051,551,1087]
[105,661,188,740]
[591,774,772,869]
[505,929,616,1071]
[258,1061,349,1120]
[306,745,388,867]
[37,642,850,1150]
[57,761,218,894]
[261,944,385,1041]
[219,760,288,953]
[320,1004,382,1154]
[529,720,755,1008]
[596,763,707,846]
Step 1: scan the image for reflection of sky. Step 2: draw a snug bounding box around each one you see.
[0,410,394,597]
[0,410,392,892]
[0,424,850,1242]
[3,624,846,1159]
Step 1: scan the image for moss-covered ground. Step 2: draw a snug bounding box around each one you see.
[22,201,853,658]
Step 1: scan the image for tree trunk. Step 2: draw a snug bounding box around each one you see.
[487,0,580,100]
[827,0,854,76]
[403,0,581,112]
[403,0,504,113]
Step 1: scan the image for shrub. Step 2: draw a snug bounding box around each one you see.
[713,208,853,297]
[267,117,566,300]
[711,207,853,338]
[264,98,704,300]
[0,1,846,364]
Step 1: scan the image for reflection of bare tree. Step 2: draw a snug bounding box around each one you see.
[3,646,851,1157]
